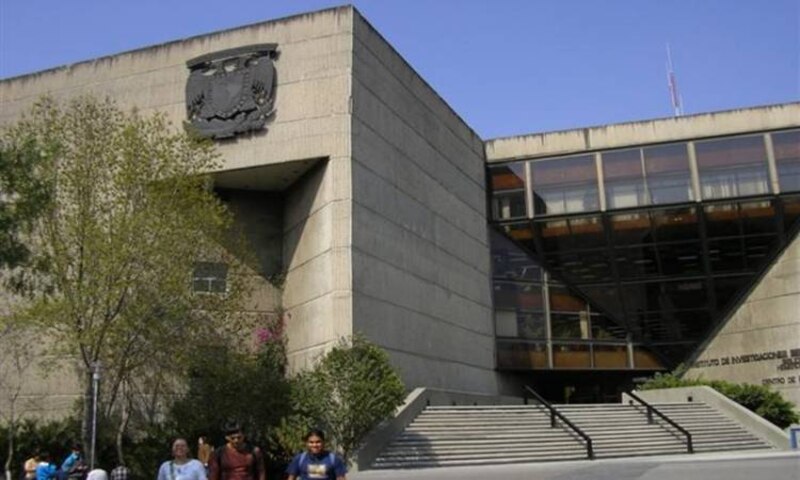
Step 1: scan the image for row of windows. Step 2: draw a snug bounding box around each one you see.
[490,129,800,219]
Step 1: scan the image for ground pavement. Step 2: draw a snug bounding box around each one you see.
[352,450,799,480]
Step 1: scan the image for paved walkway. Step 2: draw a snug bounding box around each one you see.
[352,451,800,480]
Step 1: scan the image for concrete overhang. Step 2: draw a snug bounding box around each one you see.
[485,102,800,164]
[212,157,322,191]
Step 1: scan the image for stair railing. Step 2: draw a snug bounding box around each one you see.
[523,386,594,460]
[626,390,694,454]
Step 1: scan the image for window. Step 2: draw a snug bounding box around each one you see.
[489,163,527,220]
[603,148,647,209]
[532,155,599,215]
[192,262,228,293]
[695,135,770,199]
[772,130,800,193]
[643,143,693,205]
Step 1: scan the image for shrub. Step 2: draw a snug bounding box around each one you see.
[640,373,799,428]
[288,335,406,460]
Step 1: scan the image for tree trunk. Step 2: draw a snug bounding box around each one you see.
[5,403,15,480]
[115,381,130,466]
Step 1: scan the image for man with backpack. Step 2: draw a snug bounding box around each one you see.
[207,422,266,480]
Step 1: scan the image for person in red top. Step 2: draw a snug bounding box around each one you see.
[208,422,266,480]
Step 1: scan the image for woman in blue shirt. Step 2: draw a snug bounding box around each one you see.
[286,430,346,480]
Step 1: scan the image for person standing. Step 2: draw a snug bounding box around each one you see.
[60,443,86,480]
[196,437,213,472]
[23,451,40,480]
[157,438,206,480]
[286,430,346,480]
[35,453,57,480]
[208,423,265,480]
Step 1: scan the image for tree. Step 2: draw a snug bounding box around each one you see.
[1,96,253,466]
[168,314,292,449]
[0,135,51,270]
[291,336,405,460]
[0,314,40,480]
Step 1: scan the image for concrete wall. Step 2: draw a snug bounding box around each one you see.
[485,103,800,162]
[685,233,800,408]
[0,6,357,407]
[349,13,499,393]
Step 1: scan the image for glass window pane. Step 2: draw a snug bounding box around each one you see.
[493,281,544,311]
[192,262,228,293]
[594,345,628,368]
[643,143,693,205]
[496,340,548,369]
[532,155,599,215]
[633,347,665,369]
[490,229,542,281]
[490,164,527,220]
[603,149,647,209]
[553,344,592,368]
[652,207,699,242]
[773,130,800,193]
[549,286,587,312]
[610,212,653,245]
[696,135,770,199]
[551,313,590,339]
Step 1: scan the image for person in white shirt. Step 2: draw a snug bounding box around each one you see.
[157,438,207,480]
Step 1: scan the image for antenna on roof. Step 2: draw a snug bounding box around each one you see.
[666,43,684,117]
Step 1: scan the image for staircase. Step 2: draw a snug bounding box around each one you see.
[370,401,775,469]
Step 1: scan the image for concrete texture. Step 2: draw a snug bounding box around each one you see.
[629,386,790,450]
[349,12,499,394]
[485,103,800,163]
[685,233,800,408]
[352,451,800,480]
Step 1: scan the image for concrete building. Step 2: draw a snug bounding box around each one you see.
[1,6,798,412]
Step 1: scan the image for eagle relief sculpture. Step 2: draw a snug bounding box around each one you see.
[185,44,278,139]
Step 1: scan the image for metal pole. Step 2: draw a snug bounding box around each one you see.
[90,362,101,470]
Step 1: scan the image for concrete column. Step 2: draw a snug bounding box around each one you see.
[765,133,781,195]
[687,142,702,202]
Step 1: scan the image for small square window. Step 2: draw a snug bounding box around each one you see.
[192,262,228,293]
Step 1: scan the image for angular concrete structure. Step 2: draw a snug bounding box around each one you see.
[1,6,798,414]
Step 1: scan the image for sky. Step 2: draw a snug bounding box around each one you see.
[0,0,798,139]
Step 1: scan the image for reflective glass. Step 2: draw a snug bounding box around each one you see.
[643,143,694,204]
[593,345,628,368]
[696,135,770,199]
[603,148,647,209]
[615,245,659,279]
[551,312,590,339]
[610,212,653,245]
[490,163,527,220]
[496,340,548,369]
[772,130,800,193]
[493,281,544,311]
[532,155,599,215]
[490,229,542,281]
[633,347,665,369]
[657,242,703,276]
[591,314,628,340]
[553,344,592,368]
[652,207,699,242]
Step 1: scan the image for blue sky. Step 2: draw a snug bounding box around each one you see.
[1,0,797,138]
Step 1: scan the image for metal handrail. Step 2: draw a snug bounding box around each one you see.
[627,390,694,454]
[523,386,594,460]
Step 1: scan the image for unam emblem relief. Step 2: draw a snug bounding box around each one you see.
[185,44,278,139]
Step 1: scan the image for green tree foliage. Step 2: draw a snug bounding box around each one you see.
[641,373,799,428]
[287,335,406,460]
[1,96,253,465]
[0,136,51,270]
[168,316,291,450]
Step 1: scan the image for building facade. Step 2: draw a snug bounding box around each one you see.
[1,6,798,413]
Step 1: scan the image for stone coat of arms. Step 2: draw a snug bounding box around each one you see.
[185,44,278,139]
